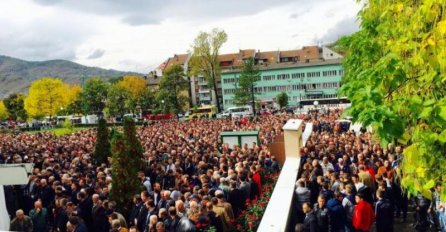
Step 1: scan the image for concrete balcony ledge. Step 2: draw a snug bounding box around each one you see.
[257,157,300,232]
[258,119,304,232]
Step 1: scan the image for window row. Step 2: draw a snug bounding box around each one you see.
[222,69,343,84]
[322,70,337,76]
[223,82,340,94]
[277,74,290,80]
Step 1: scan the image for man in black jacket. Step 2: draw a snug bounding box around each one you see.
[129,195,143,227]
[77,191,93,231]
[375,189,393,232]
[228,181,243,217]
[91,194,108,232]
[313,194,330,232]
[302,202,317,232]
[164,206,180,232]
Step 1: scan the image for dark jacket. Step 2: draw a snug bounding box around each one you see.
[228,188,244,216]
[92,205,108,232]
[54,207,69,232]
[327,198,346,231]
[165,215,180,232]
[74,223,89,232]
[10,216,34,232]
[136,206,148,232]
[129,203,143,226]
[375,198,393,232]
[313,204,330,232]
[303,211,317,232]
[77,197,93,231]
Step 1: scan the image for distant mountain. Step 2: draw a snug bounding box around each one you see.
[0,55,143,98]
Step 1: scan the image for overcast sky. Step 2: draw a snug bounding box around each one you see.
[0,0,362,73]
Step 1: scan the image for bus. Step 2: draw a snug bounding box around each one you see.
[227,106,253,118]
[188,105,217,120]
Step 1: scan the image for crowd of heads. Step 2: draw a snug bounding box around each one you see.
[1,114,302,232]
[294,110,407,232]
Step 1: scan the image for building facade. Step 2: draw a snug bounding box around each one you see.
[151,45,346,111]
[221,59,344,110]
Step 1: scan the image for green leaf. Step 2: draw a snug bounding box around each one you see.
[439,106,446,121]
[423,179,435,190]
[439,130,446,144]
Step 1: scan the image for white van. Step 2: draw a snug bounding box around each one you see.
[227,106,253,118]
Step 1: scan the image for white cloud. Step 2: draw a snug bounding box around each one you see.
[1,0,361,73]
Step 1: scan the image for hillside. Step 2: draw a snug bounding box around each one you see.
[0,55,142,98]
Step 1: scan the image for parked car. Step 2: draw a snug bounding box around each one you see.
[217,111,231,118]
[123,113,140,122]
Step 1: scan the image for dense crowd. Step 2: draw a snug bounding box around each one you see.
[1,115,293,232]
[3,109,445,232]
[294,111,446,232]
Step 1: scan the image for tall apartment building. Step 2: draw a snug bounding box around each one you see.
[150,45,346,110]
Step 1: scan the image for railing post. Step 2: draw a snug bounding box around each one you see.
[257,119,303,232]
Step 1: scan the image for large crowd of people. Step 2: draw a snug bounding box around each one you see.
[1,114,291,232]
[2,109,445,232]
[294,111,446,232]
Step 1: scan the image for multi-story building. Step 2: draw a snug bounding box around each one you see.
[151,45,346,111]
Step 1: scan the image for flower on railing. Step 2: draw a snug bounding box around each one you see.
[233,169,280,232]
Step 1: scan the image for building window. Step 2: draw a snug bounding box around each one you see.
[292,73,305,79]
[307,72,321,78]
[339,70,344,76]
[277,74,290,80]
[263,75,275,81]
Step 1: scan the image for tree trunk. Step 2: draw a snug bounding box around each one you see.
[211,65,221,113]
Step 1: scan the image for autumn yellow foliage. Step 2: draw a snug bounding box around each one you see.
[0,100,9,120]
[24,77,79,119]
[117,76,147,100]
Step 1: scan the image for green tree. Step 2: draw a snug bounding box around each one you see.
[189,28,228,112]
[94,118,111,165]
[276,92,288,109]
[157,64,189,114]
[107,84,128,118]
[110,117,145,214]
[339,0,446,199]
[140,88,156,111]
[233,57,260,112]
[82,78,109,116]
[3,93,27,121]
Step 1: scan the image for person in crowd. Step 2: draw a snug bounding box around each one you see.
[302,202,317,232]
[29,200,48,232]
[9,209,33,232]
[353,193,375,232]
[327,191,346,232]
[432,183,446,232]
[342,184,355,232]
[69,216,88,232]
[111,219,128,232]
[313,194,330,232]
[375,189,393,232]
